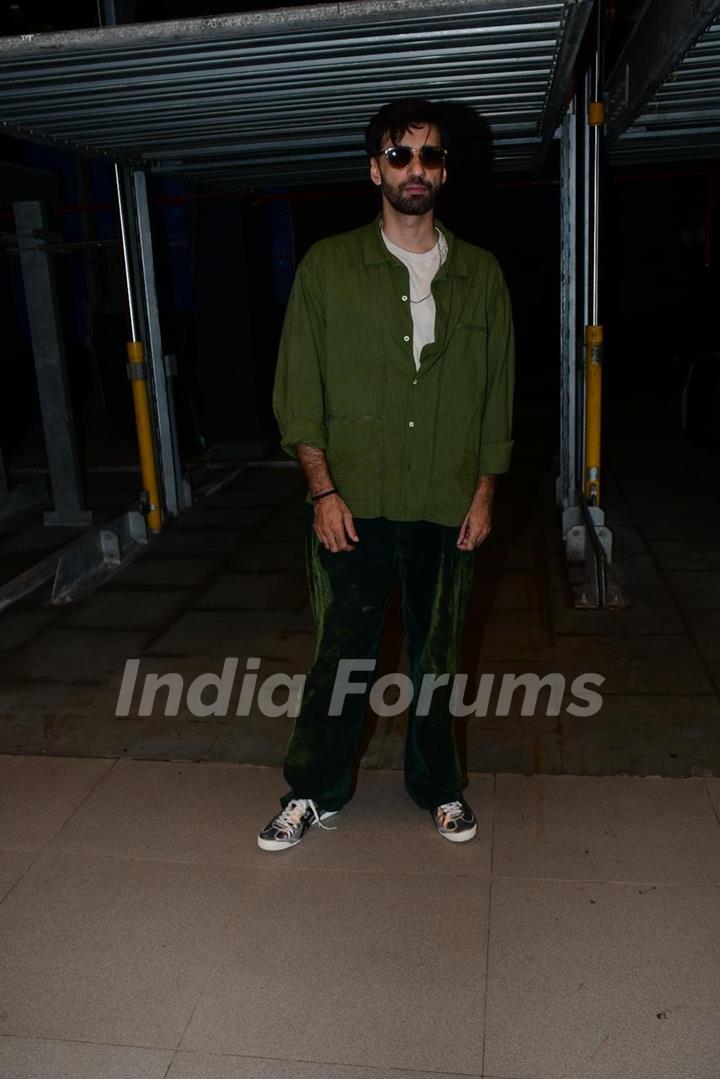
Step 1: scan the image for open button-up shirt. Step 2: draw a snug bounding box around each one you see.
[272,214,515,527]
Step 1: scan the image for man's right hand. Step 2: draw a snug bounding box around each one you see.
[313,494,359,552]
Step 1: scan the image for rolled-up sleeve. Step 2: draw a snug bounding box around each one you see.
[272,249,327,459]
[478,261,515,474]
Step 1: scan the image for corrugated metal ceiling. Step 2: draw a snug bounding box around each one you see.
[0,0,592,188]
[611,14,720,164]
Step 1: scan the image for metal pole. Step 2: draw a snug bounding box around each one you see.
[114,164,138,341]
[13,200,93,527]
[114,164,162,532]
[132,168,183,515]
[559,98,578,511]
[583,0,604,506]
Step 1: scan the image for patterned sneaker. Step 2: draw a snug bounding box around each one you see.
[431,799,477,843]
[257,798,338,852]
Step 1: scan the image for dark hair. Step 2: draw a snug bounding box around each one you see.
[364,98,450,157]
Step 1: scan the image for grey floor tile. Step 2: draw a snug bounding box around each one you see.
[60,590,189,630]
[0,628,155,683]
[146,530,242,556]
[0,852,243,1047]
[0,714,155,760]
[0,755,114,850]
[49,760,493,877]
[484,877,720,1079]
[105,653,259,711]
[286,603,315,631]
[486,570,545,611]
[0,609,57,651]
[461,664,598,719]
[355,712,392,768]
[463,726,563,775]
[650,537,720,573]
[684,610,720,663]
[665,571,720,611]
[560,694,720,777]
[0,680,96,721]
[632,514,720,541]
[206,676,390,768]
[179,870,489,1074]
[194,572,308,611]
[168,1052,474,1078]
[550,588,685,636]
[379,709,561,776]
[0,849,35,902]
[228,541,306,574]
[260,769,493,877]
[551,635,713,694]
[477,609,553,663]
[113,556,222,587]
[123,719,227,761]
[703,778,720,818]
[260,630,317,668]
[206,714,294,765]
[173,507,268,532]
[493,774,720,884]
[609,552,666,591]
[204,489,291,509]
[0,1036,172,1079]
[48,759,273,865]
[606,522,651,556]
[145,611,289,658]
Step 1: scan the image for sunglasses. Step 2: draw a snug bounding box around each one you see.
[378,145,447,170]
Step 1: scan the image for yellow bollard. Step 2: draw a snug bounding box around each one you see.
[584,324,603,505]
[126,340,162,533]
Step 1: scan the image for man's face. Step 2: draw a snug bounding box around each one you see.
[369,122,447,215]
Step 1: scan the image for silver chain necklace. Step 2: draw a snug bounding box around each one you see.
[410,231,443,303]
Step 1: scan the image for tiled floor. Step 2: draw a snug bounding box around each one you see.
[1,756,719,1078]
[1,400,719,775]
[1,398,720,1076]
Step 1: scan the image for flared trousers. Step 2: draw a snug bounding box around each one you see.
[280,505,476,812]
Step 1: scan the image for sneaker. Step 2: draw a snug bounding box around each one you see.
[257,798,338,852]
[431,799,477,843]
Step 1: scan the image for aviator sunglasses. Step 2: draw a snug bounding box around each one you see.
[378,145,448,170]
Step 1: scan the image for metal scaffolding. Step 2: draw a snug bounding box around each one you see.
[606,0,720,163]
[0,0,593,185]
[1,0,719,609]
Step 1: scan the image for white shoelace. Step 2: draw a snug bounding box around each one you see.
[436,800,464,827]
[275,798,337,836]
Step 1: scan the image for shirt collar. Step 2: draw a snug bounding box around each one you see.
[363,212,468,276]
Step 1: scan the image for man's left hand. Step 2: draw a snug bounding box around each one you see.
[456,502,492,551]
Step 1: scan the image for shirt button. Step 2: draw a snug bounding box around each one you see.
[412,379,418,385]
[403,335,410,342]
[402,295,408,301]
[408,420,415,428]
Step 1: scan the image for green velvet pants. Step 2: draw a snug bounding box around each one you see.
[280,506,476,813]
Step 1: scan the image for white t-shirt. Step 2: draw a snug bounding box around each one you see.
[381,225,448,370]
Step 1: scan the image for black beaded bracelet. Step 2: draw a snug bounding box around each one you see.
[311,487,338,503]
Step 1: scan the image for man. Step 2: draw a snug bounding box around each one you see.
[258,98,514,851]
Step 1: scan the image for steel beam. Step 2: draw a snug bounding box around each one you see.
[534,0,595,170]
[0,2,571,57]
[13,200,93,527]
[606,0,720,140]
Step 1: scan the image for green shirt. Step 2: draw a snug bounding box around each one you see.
[272,214,515,527]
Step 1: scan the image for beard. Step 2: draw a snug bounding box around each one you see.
[381,177,437,216]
